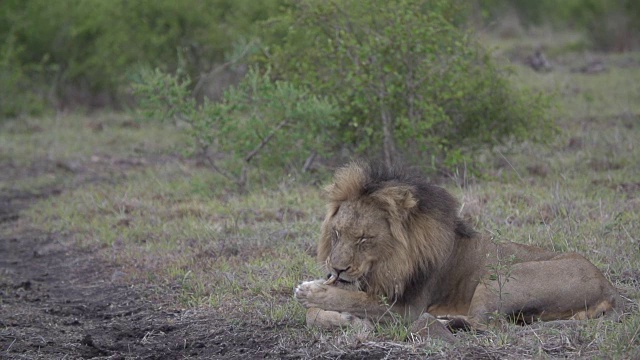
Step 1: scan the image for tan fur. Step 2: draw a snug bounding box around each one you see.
[295,161,622,334]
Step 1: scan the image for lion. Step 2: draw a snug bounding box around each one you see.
[295,161,622,338]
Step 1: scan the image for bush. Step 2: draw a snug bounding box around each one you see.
[0,0,48,118]
[0,34,48,119]
[565,0,640,52]
[263,0,553,167]
[0,0,286,115]
[475,0,640,52]
[132,67,338,191]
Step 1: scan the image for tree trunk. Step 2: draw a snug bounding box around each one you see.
[381,108,396,168]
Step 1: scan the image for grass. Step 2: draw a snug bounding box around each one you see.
[2,30,639,357]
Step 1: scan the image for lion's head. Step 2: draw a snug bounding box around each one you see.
[318,161,475,301]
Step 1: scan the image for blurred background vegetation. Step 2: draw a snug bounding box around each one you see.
[1,0,639,183]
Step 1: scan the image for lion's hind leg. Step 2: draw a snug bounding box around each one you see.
[467,253,621,325]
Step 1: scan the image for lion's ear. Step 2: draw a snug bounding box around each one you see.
[371,185,418,218]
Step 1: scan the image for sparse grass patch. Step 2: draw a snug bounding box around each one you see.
[601,314,640,356]
[0,112,189,165]
[25,159,325,328]
[445,31,639,357]
[0,171,64,194]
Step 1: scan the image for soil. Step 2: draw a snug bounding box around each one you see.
[0,162,415,360]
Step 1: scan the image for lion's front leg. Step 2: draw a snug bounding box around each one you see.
[305,307,373,330]
[295,280,374,330]
[295,279,390,321]
[296,280,457,342]
[294,279,334,309]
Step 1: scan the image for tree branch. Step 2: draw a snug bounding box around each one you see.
[244,118,289,163]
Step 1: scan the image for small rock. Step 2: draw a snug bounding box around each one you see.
[527,50,552,72]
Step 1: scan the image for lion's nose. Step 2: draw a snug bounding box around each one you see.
[332,266,351,276]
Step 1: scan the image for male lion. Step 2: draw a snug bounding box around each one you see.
[295,161,621,336]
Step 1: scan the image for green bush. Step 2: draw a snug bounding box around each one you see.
[476,0,640,51]
[0,34,48,119]
[566,0,640,52]
[263,0,553,167]
[0,0,285,116]
[0,0,45,118]
[132,67,338,191]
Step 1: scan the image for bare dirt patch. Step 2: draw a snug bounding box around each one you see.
[0,190,275,359]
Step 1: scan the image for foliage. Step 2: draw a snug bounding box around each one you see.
[476,0,640,51]
[0,0,285,116]
[0,1,49,118]
[264,0,553,167]
[0,34,48,119]
[132,67,338,191]
[567,0,640,52]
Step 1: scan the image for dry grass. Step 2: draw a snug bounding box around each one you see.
[2,30,639,358]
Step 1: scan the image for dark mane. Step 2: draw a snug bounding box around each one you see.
[358,160,476,238]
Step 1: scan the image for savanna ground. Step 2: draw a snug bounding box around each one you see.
[1,31,640,359]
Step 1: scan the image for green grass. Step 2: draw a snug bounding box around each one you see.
[2,30,639,357]
[0,113,189,163]
[18,156,325,326]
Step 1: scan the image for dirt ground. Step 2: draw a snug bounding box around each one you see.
[0,161,423,360]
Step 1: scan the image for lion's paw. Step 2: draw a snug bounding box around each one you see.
[294,280,328,308]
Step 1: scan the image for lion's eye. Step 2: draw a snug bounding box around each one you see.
[332,230,340,245]
[357,237,368,245]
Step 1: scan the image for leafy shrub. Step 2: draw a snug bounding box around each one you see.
[0,0,285,115]
[263,0,553,167]
[476,0,640,51]
[565,0,640,52]
[0,34,48,119]
[132,67,338,191]
[0,1,46,118]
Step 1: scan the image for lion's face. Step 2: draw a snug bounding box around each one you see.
[316,161,463,300]
[323,200,392,288]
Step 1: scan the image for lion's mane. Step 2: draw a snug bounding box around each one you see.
[317,161,475,301]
